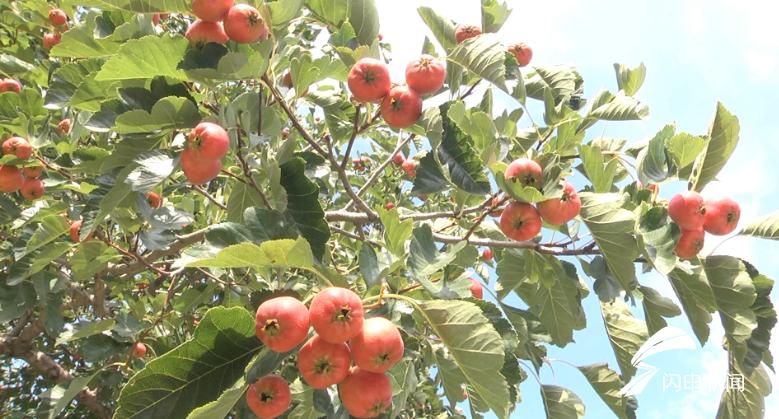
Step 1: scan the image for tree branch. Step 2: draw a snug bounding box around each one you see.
[343,134,415,211]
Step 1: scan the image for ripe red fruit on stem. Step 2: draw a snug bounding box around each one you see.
[246,375,291,419]
[348,58,391,103]
[703,197,740,235]
[392,153,405,165]
[188,122,229,159]
[455,24,482,43]
[350,317,404,373]
[505,158,543,189]
[192,0,234,22]
[131,342,147,358]
[3,136,33,159]
[255,296,310,352]
[675,227,705,260]
[185,20,229,46]
[469,278,484,299]
[0,78,22,93]
[224,4,269,43]
[309,287,364,343]
[338,367,393,418]
[385,202,395,210]
[146,191,162,208]
[58,118,72,134]
[0,165,23,193]
[500,201,542,241]
[180,148,222,184]
[508,42,533,67]
[48,9,68,26]
[401,159,418,178]
[482,248,493,261]
[20,178,44,200]
[405,55,446,95]
[69,220,83,242]
[43,32,61,50]
[380,85,422,129]
[668,191,706,230]
[23,166,43,179]
[537,181,581,225]
[297,334,351,389]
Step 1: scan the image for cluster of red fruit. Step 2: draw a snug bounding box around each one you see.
[390,151,419,179]
[181,121,230,184]
[0,136,44,200]
[668,190,741,259]
[185,0,269,47]
[347,53,445,129]
[454,24,533,67]
[43,8,69,50]
[497,158,581,241]
[248,288,402,418]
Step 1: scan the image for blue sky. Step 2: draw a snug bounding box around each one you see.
[373,0,779,417]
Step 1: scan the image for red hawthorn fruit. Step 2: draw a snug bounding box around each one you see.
[405,55,446,95]
[246,375,291,419]
[349,317,404,373]
[188,122,229,159]
[0,165,23,193]
[131,342,147,358]
[3,136,33,159]
[192,0,234,22]
[69,220,82,242]
[152,14,161,26]
[401,159,418,178]
[20,178,44,200]
[385,202,395,210]
[537,181,581,225]
[43,32,61,50]
[255,296,310,353]
[180,148,222,184]
[668,191,706,230]
[482,248,493,261]
[468,278,483,299]
[224,4,269,44]
[146,191,162,208]
[0,78,22,93]
[48,8,68,26]
[381,85,423,129]
[675,227,705,260]
[500,201,542,242]
[392,153,405,165]
[185,20,229,46]
[297,334,351,389]
[504,157,543,189]
[507,42,533,67]
[455,25,482,43]
[347,58,391,103]
[309,287,364,344]
[338,367,392,418]
[703,197,741,235]
[58,118,72,134]
[22,166,43,179]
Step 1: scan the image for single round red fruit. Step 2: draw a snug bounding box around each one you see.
[58,118,72,134]
[508,42,533,67]
[401,159,418,178]
[69,220,83,242]
[468,278,483,299]
[192,0,234,22]
[48,8,68,26]
[385,202,396,210]
[392,153,405,165]
[350,317,404,373]
[246,375,291,419]
[381,85,422,129]
[297,334,351,389]
[348,58,391,103]
[180,148,222,184]
[146,191,162,208]
[500,201,542,242]
[338,367,392,418]
[405,55,446,95]
[482,248,493,261]
[668,191,706,230]
[3,136,33,159]
[188,122,230,159]
[675,228,705,260]
[185,20,229,46]
[20,178,44,200]
[309,287,364,344]
[505,158,543,189]
[131,342,147,358]
[43,32,61,50]
[537,181,581,225]
[23,166,43,179]
[255,296,310,352]
[224,4,269,44]
[704,197,740,235]
[0,165,23,193]
[455,24,482,43]
[0,78,22,93]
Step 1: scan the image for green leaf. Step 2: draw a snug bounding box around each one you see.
[579,193,639,291]
[379,207,412,257]
[40,371,101,419]
[280,158,331,260]
[525,66,578,103]
[740,210,779,240]
[438,103,490,194]
[288,379,325,418]
[741,264,776,375]
[306,0,349,26]
[667,264,718,345]
[716,361,772,419]
[480,0,512,33]
[55,319,116,346]
[125,152,176,193]
[412,152,450,195]
[541,385,585,418]
[417,7,457,51]
[88,0,190,13]
[183,42,273,82]
[408,225,467,297]
[414,300,510,418]
[96,35,189,81]
[22,215,70,259]
[579,145,619,193]
[358,243,381,289]
[588,91,649,122]
[577,363,634,419]
[704,256,757,344]
[185,238,314,270]
[636,124,674,184]
[45,59,105,109]
[348,0,380,45]
[447,35,508,92]
[267,0,305,26]
[637,206,679,275]
[186,377,247,419]
[640,285,681,335]
[690,102,740,191]
[0,283,36,322]
[600,299,648,381]
[115,96,200,133]
[666,132,706,177]
[613,63,646,96]
[0,53,35,75]
[70,241,122,281]
[114,306,262,419]
[389,360,418,419]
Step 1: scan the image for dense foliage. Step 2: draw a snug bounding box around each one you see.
[0,1,776,418]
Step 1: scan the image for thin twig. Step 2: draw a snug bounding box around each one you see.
[233,113,273,209]
[343,134,415,210]
[340,105,361,170]
[192,184,227,210]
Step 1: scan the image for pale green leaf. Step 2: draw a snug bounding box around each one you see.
[185,238,314,270]
[690,102,740,191]
[613,62,646,96]
[541,385,585,419]
[95,35,189,81]
[601,299,648,381]
[448,34,508,92]
[740,210,779,240]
